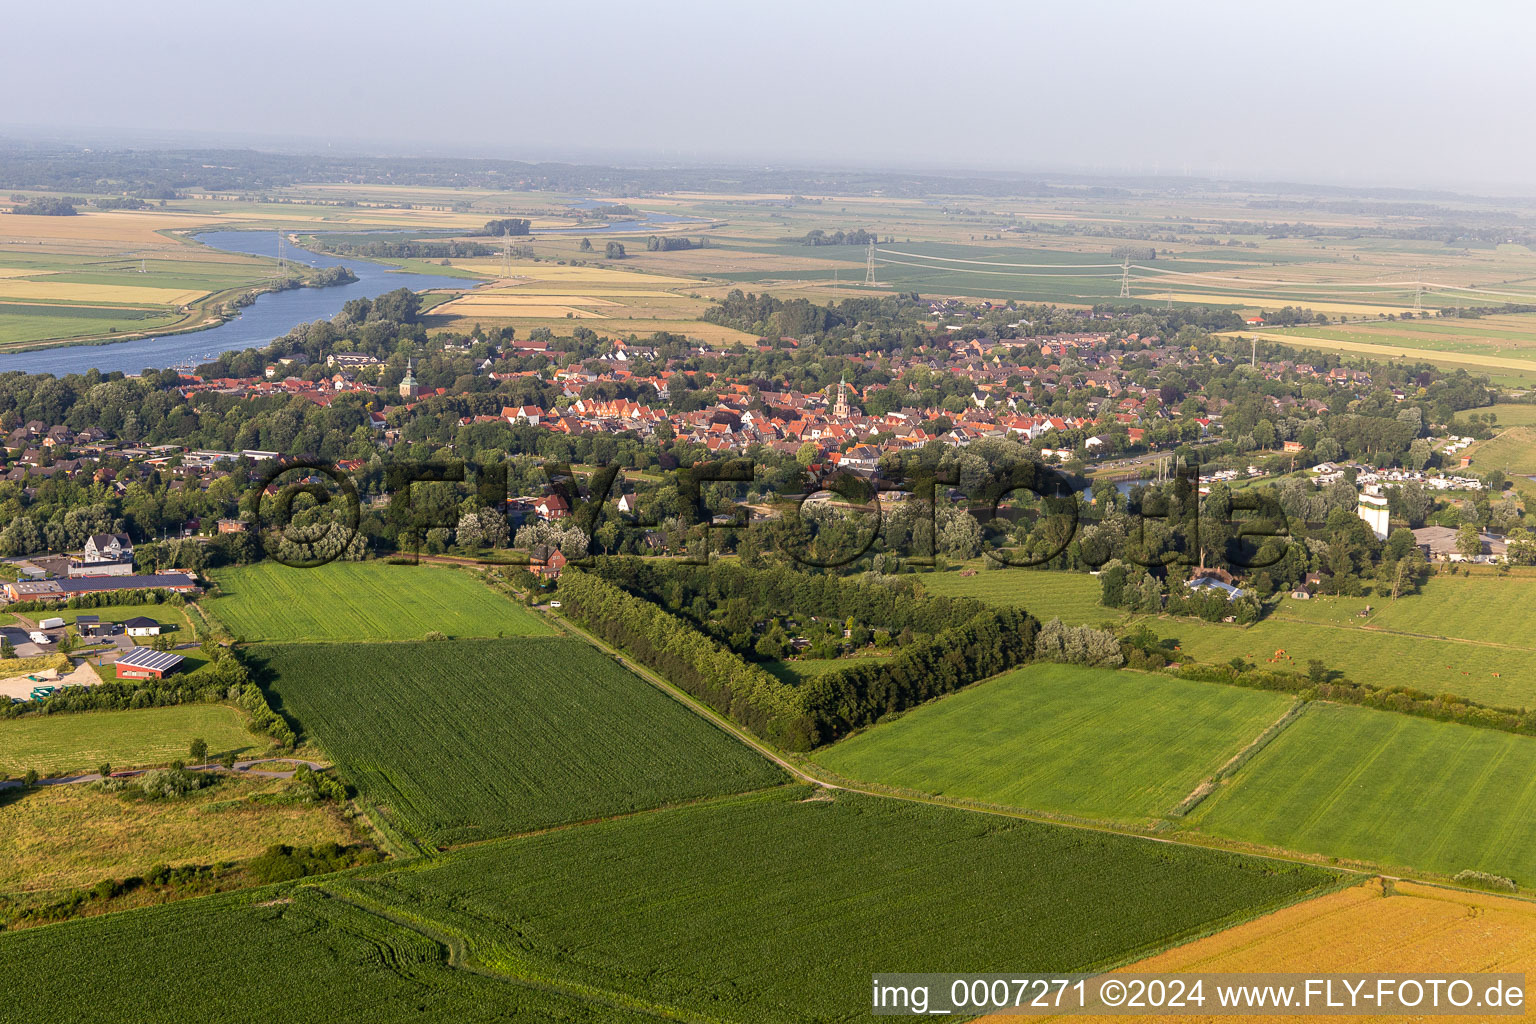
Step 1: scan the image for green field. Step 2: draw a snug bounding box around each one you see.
[762,654,890,685]
[1189,702,1536,882]
[1455,402,1536,427]
[206,561,553,642]
[1165,574,1536,708]
[0,704,257,777]
[0,788,1339,1023]
[0,885,627,1024]
[1165,616,1533,706]
[0,303,183,345]
[919,567,1120,626]
[813,664,1294,824]
[1364,575,1536,646]
[918,568,1536,705]
[253,638,785,845]
[1464,426,1536,482]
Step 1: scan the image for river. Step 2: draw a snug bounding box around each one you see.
[0,231,474,377]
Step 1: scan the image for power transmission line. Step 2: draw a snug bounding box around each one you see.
[875,248,1125,268]
[1119,257,1131,298]
[870,255,1121,279]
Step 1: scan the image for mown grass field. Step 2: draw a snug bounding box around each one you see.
[0,774,356,896]
[0,787,1339,1023]
[205,561,552,641]
[0,704,257,777]
[1455,401,1536,427]
[921,569,1536,706]
[1188,702,1536,882]
[1464,426,1536,480]
[919,567,1121,626]
[0,302,183,346]
[1364,574,1536,645]
[813,664,1294,824]
[253,638,785,845]
[1158,613,1535,708]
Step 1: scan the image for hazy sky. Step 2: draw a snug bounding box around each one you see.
[5,0,1531,191]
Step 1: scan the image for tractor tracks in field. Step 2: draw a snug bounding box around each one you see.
[302,880,737,1024]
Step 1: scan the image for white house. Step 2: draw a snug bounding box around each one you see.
[123,616,162,637]
[83,532,133,564]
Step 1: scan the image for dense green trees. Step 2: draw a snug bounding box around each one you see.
[556,570,807,746]
[646,235,708,251]
[564,560,1040,748]
[8,197,77,215]
[800,228,874,246]
[480,218,530,236]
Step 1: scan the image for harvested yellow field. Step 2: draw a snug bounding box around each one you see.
[233,209,519,230]
[480,287,680,298]
[0,267,46,278]
[437,301,610,318]
[1236,330,1536,374]
[591,319,756,345]
[1144,291,1424,317]
[626,249,855,275]
[448,293,622,307]
[451,261,696,286]
[0,279,204,305]
[995,880,1536,1023]
[0,210,216,246]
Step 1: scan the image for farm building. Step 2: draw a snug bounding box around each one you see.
[1,572,197,603]
[114,648,184,680]
[1411,525,1508,563]
[1186,576,1248,601]
[74,614,118,639]
[123,617,162,637]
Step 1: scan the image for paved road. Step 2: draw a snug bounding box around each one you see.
[0,758,328,791]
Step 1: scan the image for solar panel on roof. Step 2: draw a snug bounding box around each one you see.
[116,648,184,672]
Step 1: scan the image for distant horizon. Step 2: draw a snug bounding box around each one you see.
[3,121,1535,203]
[6,0,1534,199]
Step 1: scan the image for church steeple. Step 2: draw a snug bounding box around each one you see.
[834,374,849,420]
[399,359,420,400]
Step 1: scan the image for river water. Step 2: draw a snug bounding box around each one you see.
[0,231,474,377]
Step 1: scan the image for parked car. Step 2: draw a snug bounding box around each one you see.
[27,631,50,645]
